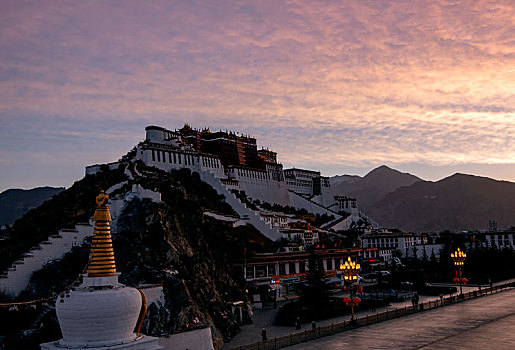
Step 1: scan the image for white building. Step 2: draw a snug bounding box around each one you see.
[284,168,331,199]
[485,231,515,249]
[260,211,292,229]
[361,229,427,257]
[334,196,358,215]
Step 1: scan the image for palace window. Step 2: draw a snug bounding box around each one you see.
[255,265,266,278]
[289,262,296,274]
[299,261,306,273]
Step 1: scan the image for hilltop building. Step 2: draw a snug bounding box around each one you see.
[86,124,379,242]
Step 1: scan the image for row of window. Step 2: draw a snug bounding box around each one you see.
[202,157,220,168]
[339,201,357,209]
[286,181,312,187]
[150,149,221,169]
[245,258,344,279]
[487,235,514,240]
[151,149,193,166]
[236,168,270,180]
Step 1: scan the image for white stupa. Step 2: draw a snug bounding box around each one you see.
[41,191,162,350]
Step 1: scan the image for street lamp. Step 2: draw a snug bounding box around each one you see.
[451,247,466,297]
[341,256,361,321]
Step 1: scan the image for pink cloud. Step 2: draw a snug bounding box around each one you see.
[0,0,514,186]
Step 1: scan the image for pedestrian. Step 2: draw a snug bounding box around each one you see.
[489,278,493,288]
[414,293,419,307]
[312,320,316,330]
[261,328,267,341]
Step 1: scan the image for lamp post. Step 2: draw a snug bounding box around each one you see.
[451,247,466,297]
[341,256,361,321]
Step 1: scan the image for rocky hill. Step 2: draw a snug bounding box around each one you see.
[1,162,275,349]
[331,165,421,209]
[366,173,515,232]
[0,187,64,226]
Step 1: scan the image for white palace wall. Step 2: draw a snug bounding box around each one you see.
[136,146,225,179]
[200,171,282,241]
[288,191,341,218]
[230,170,290,206]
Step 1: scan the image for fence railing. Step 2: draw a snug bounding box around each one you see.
[230,282,515,350]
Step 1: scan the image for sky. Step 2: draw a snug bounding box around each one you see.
[1,0,514,191]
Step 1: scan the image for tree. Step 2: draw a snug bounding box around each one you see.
[430,248,437,267]
[422,245,428,266]
[301,250,329,306]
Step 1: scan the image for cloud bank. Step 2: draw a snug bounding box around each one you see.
[0,0,514,189]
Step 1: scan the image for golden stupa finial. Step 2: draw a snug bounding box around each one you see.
[92,190,111,222]
[87,190,116,277]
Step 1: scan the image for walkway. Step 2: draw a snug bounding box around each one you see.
[288,287,515,349]
[225,280,515,349]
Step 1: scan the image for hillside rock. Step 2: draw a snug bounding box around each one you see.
[1,163,273,349]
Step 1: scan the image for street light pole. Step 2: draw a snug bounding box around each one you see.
[451,247,466,298]
[341,256,361,321]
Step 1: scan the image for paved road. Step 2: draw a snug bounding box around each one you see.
[226,286,478,348]
[287,288,515,349]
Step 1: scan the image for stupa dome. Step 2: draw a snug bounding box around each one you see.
[41,191,161,350]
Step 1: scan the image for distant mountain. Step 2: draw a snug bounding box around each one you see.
[367,173,515,232]
[0,187,64,226]
[330,174,361,186]
[331,165,422,209]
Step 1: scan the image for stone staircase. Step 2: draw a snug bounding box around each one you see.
[0,222,94,297]
[200,171,282,241]
[287,190,342,217]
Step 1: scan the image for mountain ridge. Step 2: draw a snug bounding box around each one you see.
[331,165,422,209]
[0,186,65,226]
[331,166,515,233]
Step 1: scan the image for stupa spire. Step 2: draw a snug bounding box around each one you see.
[87,190,116,277]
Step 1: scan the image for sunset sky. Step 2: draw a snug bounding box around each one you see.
[1,0,514,191]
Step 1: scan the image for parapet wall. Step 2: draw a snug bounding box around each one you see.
[159,326,214,350]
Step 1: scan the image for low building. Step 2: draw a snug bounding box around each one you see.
[485,230,515,249]
[239,248,379,298]
[361,228,428,257]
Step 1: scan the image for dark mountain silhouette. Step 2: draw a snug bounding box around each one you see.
[330,174,361,186]
[331,165,421,209]
[0,187,65,226]
[366,173,515,233]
